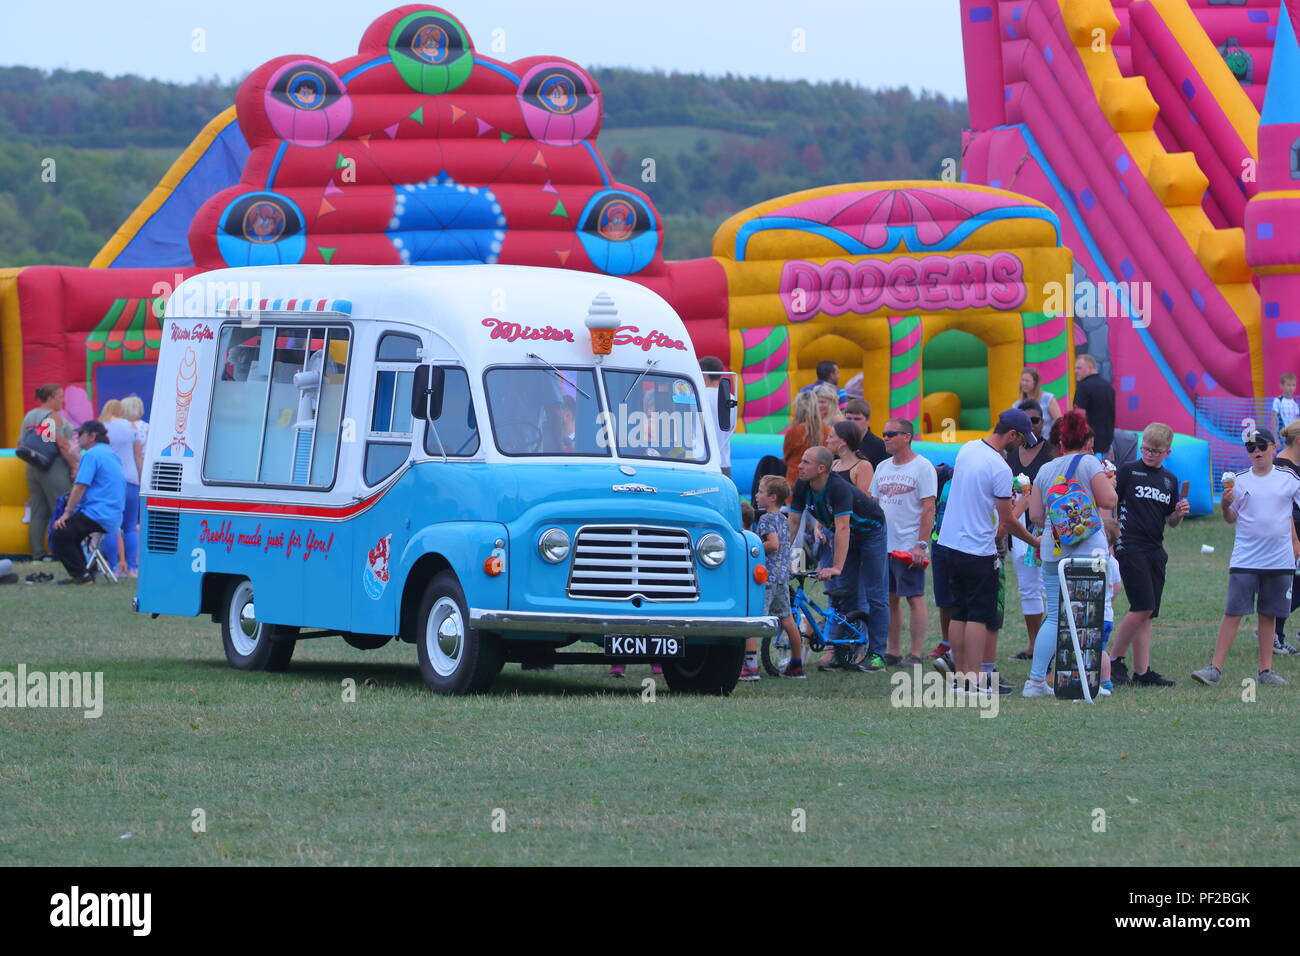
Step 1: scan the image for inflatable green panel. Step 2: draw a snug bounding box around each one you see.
[923,330,989,431]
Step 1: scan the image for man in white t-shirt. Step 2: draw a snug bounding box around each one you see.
[1193,427,1300,687]
[935,409,1041,692]
[870,417,936,665]
[699,356,732,477]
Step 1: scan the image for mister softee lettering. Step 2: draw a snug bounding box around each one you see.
[481,318,575,343]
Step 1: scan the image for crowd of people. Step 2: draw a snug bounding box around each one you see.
[19,384,143,586]
[736,358,1300,696]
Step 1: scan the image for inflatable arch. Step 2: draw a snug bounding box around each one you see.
[712,182,1075,440]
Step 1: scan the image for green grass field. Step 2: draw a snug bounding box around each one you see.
[2,509,1297,866]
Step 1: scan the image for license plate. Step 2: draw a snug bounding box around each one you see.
[604,635,685,658]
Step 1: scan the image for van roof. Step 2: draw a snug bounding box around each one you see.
[171,263,670,324]
[168,264,695,371]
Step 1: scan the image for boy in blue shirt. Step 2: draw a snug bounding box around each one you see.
[49,420,125,585]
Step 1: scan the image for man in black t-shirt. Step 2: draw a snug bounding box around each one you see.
[1073,354,1116,456]
[843,398,889,469]
[1109,423,1188,686]
[789,446,888,675]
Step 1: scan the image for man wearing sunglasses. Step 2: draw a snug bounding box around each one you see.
[1193,428,1300,687]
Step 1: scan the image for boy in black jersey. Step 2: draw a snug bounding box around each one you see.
[1108,423,1189,686]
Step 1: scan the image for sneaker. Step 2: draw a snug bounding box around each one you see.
[39,555,56,563]
[927,643,950,660]
[781,661,807,680]
[1273,635,1300,656]
[932,651,955,675]
[1131,668,1175,687]
[899,654,924,667]
[24,572,53,584]
[1098,684,1112,696]
[738,662,761,681]
[1110,657,1131,686]
[1191,664,1222,687]
[608,664,626,678]
[991,673,1013,696]
[854,654,886,673]
[883,653,902,666]
[1258,669,1290,686]
[1022,678,1054,698]
[651,664,663,676]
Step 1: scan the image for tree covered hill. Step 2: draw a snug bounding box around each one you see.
[0,65,968,267]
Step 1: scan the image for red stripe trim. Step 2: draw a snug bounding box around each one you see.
[287,299,298,310]
[145,486,386,521]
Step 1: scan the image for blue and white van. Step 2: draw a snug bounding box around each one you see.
[136,264,773,695]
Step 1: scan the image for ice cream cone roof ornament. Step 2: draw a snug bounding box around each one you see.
[585,291,619,359]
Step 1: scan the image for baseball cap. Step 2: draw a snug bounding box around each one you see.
[998,408,1040,447]
[1244,426,1275,446]
[76,420,109,443]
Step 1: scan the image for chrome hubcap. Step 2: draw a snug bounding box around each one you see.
[426,597,465,677]
[230,582,260,656]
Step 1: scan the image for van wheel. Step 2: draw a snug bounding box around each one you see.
[660,641,744,695]
[221,578,296,671]
[415,572,501,694]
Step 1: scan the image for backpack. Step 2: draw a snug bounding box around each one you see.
[1045,454,1102,555]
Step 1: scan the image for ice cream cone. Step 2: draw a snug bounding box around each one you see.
[585,292,619,357]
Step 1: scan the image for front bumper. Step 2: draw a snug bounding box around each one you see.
[470,609,777,639]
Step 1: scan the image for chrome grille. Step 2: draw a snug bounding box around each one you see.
[567,525,699,602]
[146,510,180,553]
[151,461,183,493]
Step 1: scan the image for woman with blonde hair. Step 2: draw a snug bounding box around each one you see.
[813,382,844,428]
[100,398,143,577]
[784,390,830,487]
[1019,367,1063,436]
[121,395,148,443]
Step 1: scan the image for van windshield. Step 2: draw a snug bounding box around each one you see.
[484,366,609,457]
[600,369,709,463]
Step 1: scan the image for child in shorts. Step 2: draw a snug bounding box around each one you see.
[1107,423,1187,687]
[1096,518,1123,695]
[1192,427,1300,687]
[746,475,803,680]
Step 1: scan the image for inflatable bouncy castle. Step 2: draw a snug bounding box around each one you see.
[960,0,1300,459]
[5,1,1248,546]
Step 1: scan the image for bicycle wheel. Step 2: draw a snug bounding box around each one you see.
[761,630,790,677]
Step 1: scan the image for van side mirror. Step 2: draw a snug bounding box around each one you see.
[717,377,733,432]
[412,365,446,421]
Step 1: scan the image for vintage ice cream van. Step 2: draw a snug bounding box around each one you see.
[136,264,772,695]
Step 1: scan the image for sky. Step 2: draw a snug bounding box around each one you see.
[0,0,968,99]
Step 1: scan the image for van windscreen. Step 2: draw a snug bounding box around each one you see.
[599,369,709,464]
[484,366,607,457]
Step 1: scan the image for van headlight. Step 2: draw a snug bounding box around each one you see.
[538,528,570,564]
[696,533,726,568]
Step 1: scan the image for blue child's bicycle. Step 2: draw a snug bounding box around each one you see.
[761,572,869,676]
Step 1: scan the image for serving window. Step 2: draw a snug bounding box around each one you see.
[204,324,351,488]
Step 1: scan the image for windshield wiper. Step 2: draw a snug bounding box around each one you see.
[527,352,590,398]
[620,358,660,403]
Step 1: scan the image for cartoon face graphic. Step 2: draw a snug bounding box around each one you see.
[598,200,635,241]
[413,23,450,63]
[288,75,322,109]
[540,75,577,114]
[244,202,286,243]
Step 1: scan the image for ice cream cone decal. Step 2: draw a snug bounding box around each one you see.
[585,292,619,359]
[164,346,198,458]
